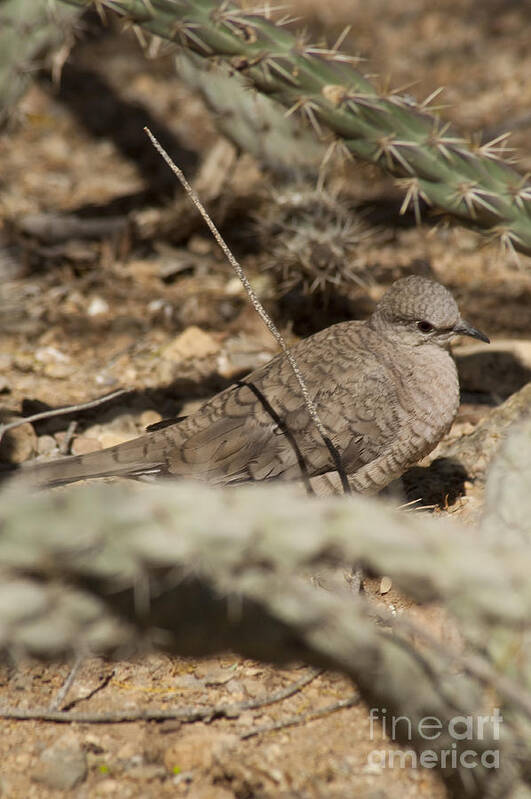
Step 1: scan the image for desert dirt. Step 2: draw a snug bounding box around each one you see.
[0,1,530,797]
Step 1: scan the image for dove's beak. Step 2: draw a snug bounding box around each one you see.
[454,320,490,344]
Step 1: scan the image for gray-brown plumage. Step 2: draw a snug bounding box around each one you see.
[19,276,489,493]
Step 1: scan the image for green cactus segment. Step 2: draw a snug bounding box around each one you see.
[62,0,531,256]
[176,51,324,172]
[0,0,81,126]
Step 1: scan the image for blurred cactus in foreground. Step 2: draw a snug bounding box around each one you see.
[0,0,81,126]
[1,409,531,797]
[60,0,531,258]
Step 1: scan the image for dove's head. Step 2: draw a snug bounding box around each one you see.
[369,275,489,348]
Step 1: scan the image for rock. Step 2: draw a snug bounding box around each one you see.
[0,422,37,463]
[98,431,137,449]
[33,347,74,378]
[163,326,220,361]
[31,733,87,791]
[93,778,122,795]
[83,732,107,754]
[94,412,140,448]
[217,349,271,380]
[140,410,162,429]
[379,576,392,595]
[216,333,277,379]
[95,373,119,387]
[13,354,34,373]
[37,435,58,456]
[35,346,70,365]
[87,296,110,316]
[224,277,245,296]
[187,235,212,255]
[163,729,237,774]
[116,741,140,762]
[71,436,102,456]
[194,663,233,685]
[148,298,173,317]
[43,362,74,379]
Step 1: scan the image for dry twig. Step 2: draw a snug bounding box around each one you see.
[240,693,360,739]
[0,389,127,447]
[0,669,320,725]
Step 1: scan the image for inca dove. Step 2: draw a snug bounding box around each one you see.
[19,276,488,493]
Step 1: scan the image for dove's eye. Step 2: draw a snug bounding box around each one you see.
[417,320,434,333]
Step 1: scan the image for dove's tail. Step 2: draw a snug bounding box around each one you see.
[12,432,173,489]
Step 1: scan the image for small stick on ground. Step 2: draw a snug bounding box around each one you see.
[62,669,115,712]
[0,668,321,725]
[47,654,84,711]
[240,693,360,739]
[0,389,128,446]
[59,420,78,456]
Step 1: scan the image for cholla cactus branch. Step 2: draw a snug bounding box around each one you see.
[1,411,531,797]
[61,0,531,256]
[175,49,324,171]
[0,0,82,126]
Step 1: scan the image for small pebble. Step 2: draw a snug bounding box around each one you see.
[43,362,74,379]
[31,733,87,791]
[187,234,211,255]
[35,346,69,364]
[140,410,163,429]
[71,436,101,456]
[13,354,34,373]
[163,326,220,361]
[37,435,57,456]
[99,431,137,448]
[87,296,110,316]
